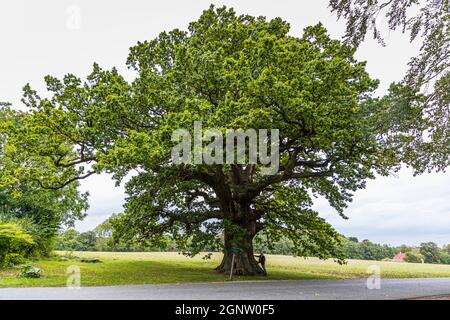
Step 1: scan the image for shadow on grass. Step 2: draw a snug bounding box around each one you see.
[0,258,343,288]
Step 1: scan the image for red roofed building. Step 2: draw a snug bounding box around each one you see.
[393,252,407,261]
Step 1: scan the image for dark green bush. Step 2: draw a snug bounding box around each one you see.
[0,223,35,267]
[439,252,450,265]
[405,251,424,263]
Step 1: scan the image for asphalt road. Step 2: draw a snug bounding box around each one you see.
[1,278,450,300]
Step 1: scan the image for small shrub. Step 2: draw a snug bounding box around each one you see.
[17,264,42,278]
[4,253,26,266]
[0,223,35,267]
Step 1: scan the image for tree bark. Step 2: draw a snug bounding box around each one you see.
[215,227,266,276]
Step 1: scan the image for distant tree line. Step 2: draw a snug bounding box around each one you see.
[256,236,450,264]
[339,237,396,261]
[55,228,177,252]
[55,216,175,252]
[402,242,450,265]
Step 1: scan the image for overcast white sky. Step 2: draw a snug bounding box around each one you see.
[1,0,448,246]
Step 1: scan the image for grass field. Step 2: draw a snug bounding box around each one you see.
[1,251,450,288]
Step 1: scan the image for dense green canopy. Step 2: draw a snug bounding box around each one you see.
[1,6,441,274]
[0,104,88,255]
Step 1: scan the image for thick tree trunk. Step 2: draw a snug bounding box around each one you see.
[215,228,266,276]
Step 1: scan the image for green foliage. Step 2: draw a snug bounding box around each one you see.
[0,214,53,258]
[405,251,424,263]
[415,243,450,265]
[341,238,396,261]
[0,106,89,257]
[17,263,42,278]
[2,6,435,271]
[77,231,97,250]
[348,237,359,243]
[439,252,450,265]
[0,223,34,267]
[329,0,450,172]
[55,229,83,251]
[254,233,295,255]
[55,225,174,252]
[56,229,103,251]
[398,244,413,253]
[420,242,442,264]
[22,6,395,261]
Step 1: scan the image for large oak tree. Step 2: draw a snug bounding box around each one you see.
[10,6,424,275]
